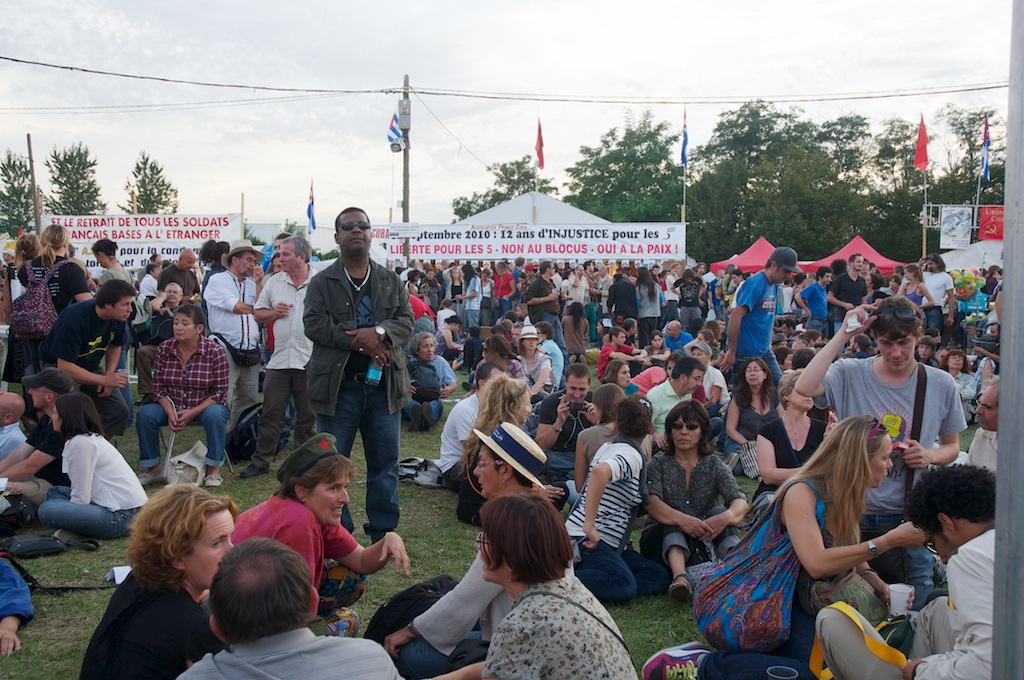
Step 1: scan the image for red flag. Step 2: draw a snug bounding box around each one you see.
[535,119,545,170]
[913,115,928,172]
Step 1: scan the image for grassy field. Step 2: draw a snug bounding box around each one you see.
[2,382,979,679]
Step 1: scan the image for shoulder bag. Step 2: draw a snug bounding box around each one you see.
[858,364,927,584]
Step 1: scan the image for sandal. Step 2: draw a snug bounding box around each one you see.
[669,573,692,603]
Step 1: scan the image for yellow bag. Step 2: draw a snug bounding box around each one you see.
[809,602,907,680]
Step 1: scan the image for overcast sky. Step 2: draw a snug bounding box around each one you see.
[0,0,1013,252]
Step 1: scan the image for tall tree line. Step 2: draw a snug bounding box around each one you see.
[453,102,1003,263]
[0,146,178,233]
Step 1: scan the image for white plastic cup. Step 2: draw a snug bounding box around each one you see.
[889,583,914,616]
[766,666,800,679]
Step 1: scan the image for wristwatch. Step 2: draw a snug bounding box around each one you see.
[866,539,879,558]
[374,325,387,343]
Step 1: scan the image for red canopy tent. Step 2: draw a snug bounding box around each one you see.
[804,236,905,276]
[710,236,777,273]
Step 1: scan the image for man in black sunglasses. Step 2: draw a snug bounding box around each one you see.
[796,295,966,608]
[303,207,414,542]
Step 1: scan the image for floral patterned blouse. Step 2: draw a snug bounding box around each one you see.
[645,452,746,523]
[482,575,634,679]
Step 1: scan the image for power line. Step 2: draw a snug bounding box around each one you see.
[0,54,1009,107]
[0,92,353,115]
[412,93,489,168]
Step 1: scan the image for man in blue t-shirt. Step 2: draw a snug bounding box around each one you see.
[716,246,801,387]
[796,266,831,335]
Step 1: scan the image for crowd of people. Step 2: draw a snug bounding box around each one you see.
[0,216,1002,680]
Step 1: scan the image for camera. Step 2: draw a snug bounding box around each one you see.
[569,401,589,416]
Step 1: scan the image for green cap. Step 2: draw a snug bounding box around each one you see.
[277,433,341,484]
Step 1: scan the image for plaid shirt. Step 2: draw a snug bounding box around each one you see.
[153,335,230,410]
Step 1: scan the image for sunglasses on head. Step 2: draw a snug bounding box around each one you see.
[671,421,701,431]
[875,307,917,320]
[338,221,371,232]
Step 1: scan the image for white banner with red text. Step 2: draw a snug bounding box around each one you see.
[42,214,243,271]
[383,222,686,262]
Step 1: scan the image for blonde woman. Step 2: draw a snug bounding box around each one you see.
[693,416,925,676]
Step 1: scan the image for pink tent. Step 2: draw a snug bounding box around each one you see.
[710,237,777,273]
[805,236,905,276]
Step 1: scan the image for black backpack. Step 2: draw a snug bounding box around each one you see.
[364,573,458,644]
[409,359,442,403]
[225,404,294,461]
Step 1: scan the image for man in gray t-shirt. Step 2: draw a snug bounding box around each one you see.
[796,296,966,606]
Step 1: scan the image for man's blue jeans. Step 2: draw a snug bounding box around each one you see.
[574,539,670,603]
[464,308,479,330]
[38,486,140,540]
[806,318,828,335]
[730,350,783,389]
[318,378,401,541]
[543,312,569,368]
[136,402,229,468]
[862,513,933,609]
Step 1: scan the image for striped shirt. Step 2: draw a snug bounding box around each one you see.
[565,442,643,550]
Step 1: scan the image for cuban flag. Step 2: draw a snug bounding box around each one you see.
[388,114,402,144]
[980,115,990,183]
[306,180,316,234]
[681,108,689,169]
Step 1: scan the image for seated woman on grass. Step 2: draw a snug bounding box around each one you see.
[232,433,410,637]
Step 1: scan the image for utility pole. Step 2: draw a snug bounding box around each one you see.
[993,0,1023,677]
[399,74,411,262]
[26,134,41,233]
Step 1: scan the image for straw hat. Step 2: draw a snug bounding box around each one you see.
[472,423,547,488]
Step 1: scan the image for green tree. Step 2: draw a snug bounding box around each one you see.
[452,156,557,221]
[45,142,106,215]
[564,111,682,222]
[118,151,178,213]
[0,150,34,233]
[696,101,819,171]
[817,114,871,185]
[746,143,869,259]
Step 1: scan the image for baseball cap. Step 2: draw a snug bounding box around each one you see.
[22,367,75,395]
[770,247,802,274]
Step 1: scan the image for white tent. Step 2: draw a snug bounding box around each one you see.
[941,240,1003,271]
[457,191,610,225]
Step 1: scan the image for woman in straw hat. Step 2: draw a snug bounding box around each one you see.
[385,422,556,679]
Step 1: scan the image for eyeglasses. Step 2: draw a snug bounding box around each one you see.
[474,532,489,550]
[475,458,505,469]
[671,421,700,431]
[338,221,372,231]
[867,419,888,443]
[924,532,938,555]
[875,307,918,321]
[974,399,997,411]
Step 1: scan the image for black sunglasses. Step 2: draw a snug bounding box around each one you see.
[338,221,371,232]
[875,307,917,321]
[670,421,701,431]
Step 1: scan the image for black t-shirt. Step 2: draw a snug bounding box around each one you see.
[754,417,827,497]
[26,415,68,487]
[39,300,127,373]
[17,256,90,314]
[344,281,375,377]
[606,280,639,320]
[538,389,594,453]
[676,279,702,307]
[525,276,557,321]
[80,575,225,680]
[829,273,867,309]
